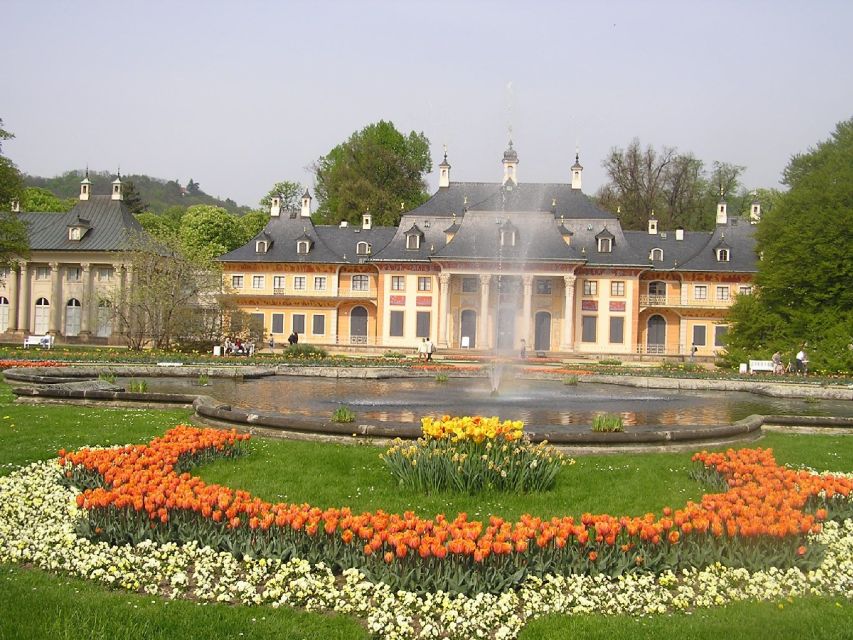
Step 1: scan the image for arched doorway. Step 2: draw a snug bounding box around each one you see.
[97,300,112,338]
[0,296,8,333]
[350,306,368,344]
[65,298,82,336]
[34,297,50,335]
[496,307,515,351]
[534,311,551,351]
[647,315,666,354]
[460,309,477,348]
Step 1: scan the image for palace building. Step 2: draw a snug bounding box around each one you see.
[0,175,142,343]
[219,144,759,357]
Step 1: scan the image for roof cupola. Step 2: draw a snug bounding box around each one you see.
[111,173,123,201]
[301,189,312,218]
[80,170,92,201]
[571,152,583,190]
[502,140,518,186]
[438,146,451,188]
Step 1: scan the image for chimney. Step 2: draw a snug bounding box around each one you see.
[648,210,658,235]
[750,197,761,224]
[79,171,91,201]
[675,227,684,241]
[438,147,451,188]
[111,174,123,201]
[270,194,281,217]
[571,152,583,190]
[362,212,372,230]
[301,189,312,218]
[11,198,20,213]
[716,198,727,225]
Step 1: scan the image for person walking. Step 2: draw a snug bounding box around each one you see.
[795,345,808,376]
[425,338,435,361]
[519,339,527,360]
[417,338,428,361]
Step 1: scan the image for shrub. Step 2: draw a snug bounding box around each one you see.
[284,343,328,359]
[197,374,209,386]
[383,351,406,359]
[127,379,148,393]
[598,359,622,366]
[563,375,579,386]
[592,413,624,432]
[98,372,116,384]
[382,415,569,494]
[332,406,356,423]
[434,373,449,383]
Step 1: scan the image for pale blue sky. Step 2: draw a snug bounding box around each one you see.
[3,0,851,208]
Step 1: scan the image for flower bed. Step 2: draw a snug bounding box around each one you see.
[0,359,63,369]
[56,426,853,596]
[382,416,570,494]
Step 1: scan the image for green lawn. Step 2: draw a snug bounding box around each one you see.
[0,379,851,639]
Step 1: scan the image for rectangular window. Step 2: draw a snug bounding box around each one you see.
[352,274,369,291]
[714,325,728,347]
[294,276,306,291]
[271,313,284,334]
[583,280,598,296]
[417,276,431,292]
[536,279,552,295]
[738,286,752,296]
[312,314,325,335]
[97,267,112,282]
[416,311,431,338]
[66,267,82,282]
[249,313,264,336]
[581,316,597,343]
[610,281,625,296]
[252,275,264,289]
[462,277,478,293]
[716,286,730,301]
[314,276,326,291]
[391,276,405,291]
[389,310,404,337]
[292,314,305,334]
[35,267,51,280]
[694,285,707,300]
[609,317,624,343]
[692,325,707,346]
[231,275,244,289]
[273,276,285,290]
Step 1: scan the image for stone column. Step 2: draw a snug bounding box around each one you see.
[479,274,492,350]
[17,262,30,333]
[562,274,576,352]
[679,317,687,356]
[6,265,18,332]
[79,263,92,339]
[522,274,534,346]
[120,264,131,339]
[438,272,451,348]
[48,262,62,335]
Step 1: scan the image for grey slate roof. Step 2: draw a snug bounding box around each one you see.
[678,218,758,273]
[217,215,397,264]
[18,196,143,252]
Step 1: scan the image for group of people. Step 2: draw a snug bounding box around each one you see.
[223,337,254,356]
[417,338,436,361]
[770,345,809,376]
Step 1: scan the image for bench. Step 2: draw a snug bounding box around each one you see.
[23,335,53,349]
[748,360,775,373]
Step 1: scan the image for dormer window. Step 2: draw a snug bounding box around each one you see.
[356,241,371,256]
[405,223,424,250]
[69,227,81,241]
[297,240,311,254]
[256,240,268,253]
[650,248,664,261]
[595,228,615,253]
[716,248,730,262]
[499,220,518,247]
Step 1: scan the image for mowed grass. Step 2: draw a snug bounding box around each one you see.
[0,379,851,638]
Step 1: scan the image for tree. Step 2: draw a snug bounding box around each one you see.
[20,186,75,212]
[186,179,201,195]
[0,119,28,271]
[122,179,148,215]
[239,210,269,241]
[259,180,303,212]
[178,204,245,263]
[312,120,432,227]
[725,117,853,373]
[106,233,226,351]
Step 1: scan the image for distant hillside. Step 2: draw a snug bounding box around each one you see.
[23,170,251,215]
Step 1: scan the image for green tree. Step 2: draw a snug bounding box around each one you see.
[312,120,432,227]
[20,186,75,212]
[725,117,853,373]
[239,210,269,241]
[0,119,28,270]
[178,205,244,263]
[122,179,148,215]
[259,180,303,212]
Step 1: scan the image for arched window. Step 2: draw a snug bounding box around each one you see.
[350,306,368,344]
[406,234,421,250]
[34,297,50,335]
[716,248,730,262]
[647,315,666,354]
[0,296,9,333]
[356,241,371,255]
[297,240,310,254]
[65,298,82,337]
[255,240,268,253]
[650,248,664,261]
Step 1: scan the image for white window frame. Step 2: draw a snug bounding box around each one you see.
[716,248,730,262]
[597,238,612,252]
[314,276,327,291]
[583,280,598,296]
[417,277,431,292]
[352,275,369,291]
[391,275,405,291]
[297,240,310,254]
[694,285,707,300]
[716,285,730,301]
[610,281,625,296]
[231,275,244,289]
[406,234,420,250]
[293,276,306,291]
[273,276,286,290]
[252,275,265,290]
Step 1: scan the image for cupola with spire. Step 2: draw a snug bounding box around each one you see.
[571,152,583,190]
[648,210,658,235]
[79,170,92,201]
[301,188,312,218]
[716,196,728,225]
[438,145,451,188]
[750,195,761,224]
[502,140,518,186]
[111,172,123,201]
[269,194,282,217]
